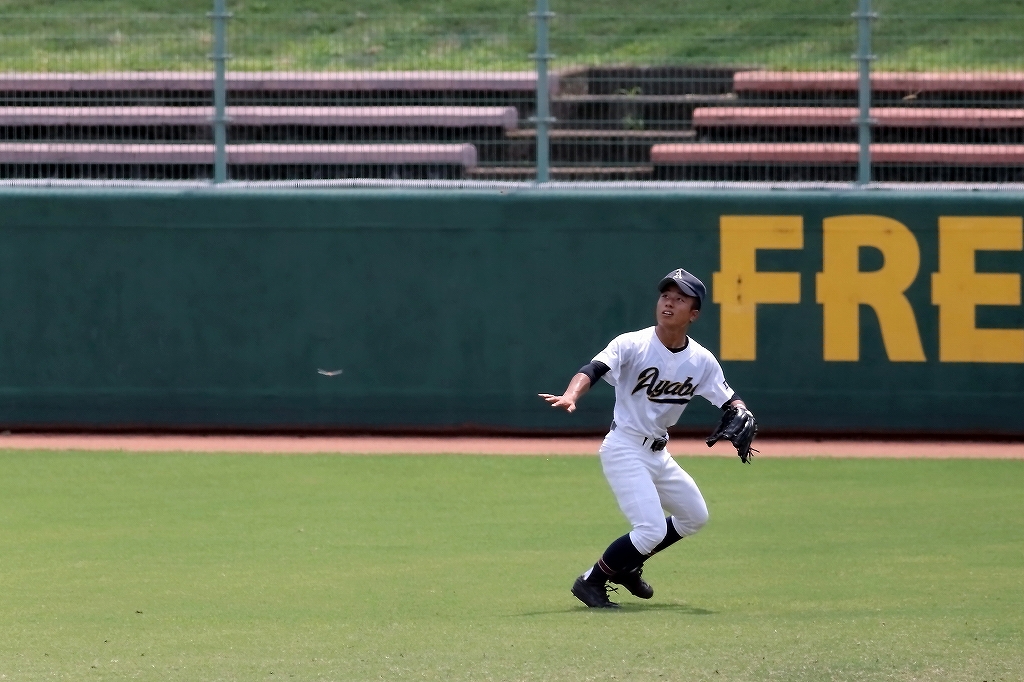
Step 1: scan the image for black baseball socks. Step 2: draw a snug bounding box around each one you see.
[583,516,684,585]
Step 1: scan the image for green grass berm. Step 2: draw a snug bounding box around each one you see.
[0,1,1022,71]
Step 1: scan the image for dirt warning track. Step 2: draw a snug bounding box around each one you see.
[0,433,1021,458]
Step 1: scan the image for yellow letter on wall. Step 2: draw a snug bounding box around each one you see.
[931,216,1024,363]
[713,216,802,360]
[815,215,926,362]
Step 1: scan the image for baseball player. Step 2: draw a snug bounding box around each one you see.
[539,268,757,608]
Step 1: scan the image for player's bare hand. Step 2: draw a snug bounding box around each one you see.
[538,393,577,413]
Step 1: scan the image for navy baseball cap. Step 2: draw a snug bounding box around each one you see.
[658,268,706,308]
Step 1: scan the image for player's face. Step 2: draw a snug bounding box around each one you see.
[656,285,700,327]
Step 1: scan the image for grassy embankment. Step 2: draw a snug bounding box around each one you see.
[0,0,1022,71]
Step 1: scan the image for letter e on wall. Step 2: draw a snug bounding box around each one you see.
[931,217,1024,363]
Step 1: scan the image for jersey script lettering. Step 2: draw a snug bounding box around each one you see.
[630,367,697,404]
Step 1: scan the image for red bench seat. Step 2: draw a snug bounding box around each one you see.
[0,71,555,94]
[651,142,1024,165]
[0,142,478,167]
[692,106,1024,129]
[733,71,1024,94]
[0,106,519,130]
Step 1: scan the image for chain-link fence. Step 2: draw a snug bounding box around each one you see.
[224,12,535,182]
[870,9,1024,183]
[549,12,856,182]
[0,13,212,181]
[2,3,1024,186]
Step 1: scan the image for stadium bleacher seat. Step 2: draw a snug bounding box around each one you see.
[4,67,1024,182]
[0,142,478,166]
[0,72,535,179]
[692,107,1024,129]
[651,142,1024,165]
[0,106,519,130]
[733,71,1024,94]
[0,71,555,95]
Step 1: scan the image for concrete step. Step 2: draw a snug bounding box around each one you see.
[551,94,735,127]
[466,165,654,181]
[498,128,695,164]
[507,128,695,139]
[559,65,752,97]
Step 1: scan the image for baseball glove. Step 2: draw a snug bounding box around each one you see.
[706,404,758,464]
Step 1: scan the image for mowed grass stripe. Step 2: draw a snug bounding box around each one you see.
[0,451,1021,681]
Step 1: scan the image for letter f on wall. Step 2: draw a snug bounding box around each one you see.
[714,216,803,360]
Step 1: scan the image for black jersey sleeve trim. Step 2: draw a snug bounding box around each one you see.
[722,395,743,410]
[578,360,610,386]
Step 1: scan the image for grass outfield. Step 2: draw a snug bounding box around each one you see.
[0,1,1022,71]
[1,451,1022,681]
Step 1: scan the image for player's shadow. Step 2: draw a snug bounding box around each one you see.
[514,603,714,617]
[621,602,714,614]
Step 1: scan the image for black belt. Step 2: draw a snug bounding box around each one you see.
[611,421,668,452]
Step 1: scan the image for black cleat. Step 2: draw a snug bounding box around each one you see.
[610,566,654,599]
[572,576,620,608]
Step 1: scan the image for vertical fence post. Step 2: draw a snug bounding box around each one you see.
[853,0,876,186]
[209,0,232,184]
[531,0,555,183]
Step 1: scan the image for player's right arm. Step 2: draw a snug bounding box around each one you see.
[538,360,610,413]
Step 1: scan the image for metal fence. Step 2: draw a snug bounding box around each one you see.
[2,1,1024,186]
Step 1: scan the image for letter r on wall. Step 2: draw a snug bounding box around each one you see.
[713,216,803,360]
[815,215,926,362]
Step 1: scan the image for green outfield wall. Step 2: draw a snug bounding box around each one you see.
[0,188,1021,436]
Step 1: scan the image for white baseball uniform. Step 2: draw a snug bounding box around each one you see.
[591,326,735,554]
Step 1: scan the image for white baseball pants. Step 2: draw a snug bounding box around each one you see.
[599,427,709,555]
